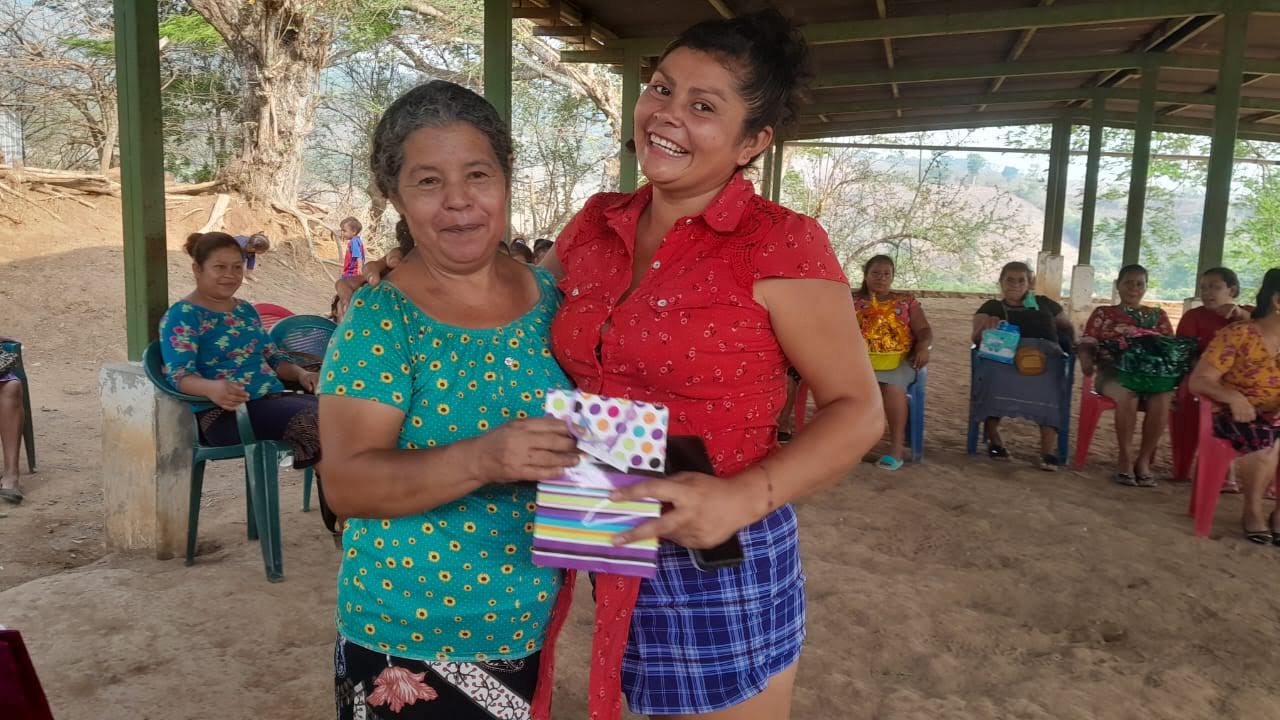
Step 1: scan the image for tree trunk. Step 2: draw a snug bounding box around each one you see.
[189,0,332,206]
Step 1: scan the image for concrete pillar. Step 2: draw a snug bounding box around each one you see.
[1035,250,1064,301]
[1069,264,1096,327]
[100,363,193,559]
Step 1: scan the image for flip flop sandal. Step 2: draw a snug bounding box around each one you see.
[1113,472,1140,487]
[988,444,1010,460]
[1135,473,1158,487]
[1244,525,1274,545]
[0,488,23,505]
[876,455,904,471]
[1221,478,1243,494]
[1037,454,1059,472]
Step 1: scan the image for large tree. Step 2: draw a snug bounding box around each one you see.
[187,0,334,206]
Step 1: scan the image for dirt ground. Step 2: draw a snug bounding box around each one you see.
[2,194,1279,720]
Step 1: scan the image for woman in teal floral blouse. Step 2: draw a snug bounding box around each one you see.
[159,232,321,470]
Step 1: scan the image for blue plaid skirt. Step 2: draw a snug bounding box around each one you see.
[621,505,806,714]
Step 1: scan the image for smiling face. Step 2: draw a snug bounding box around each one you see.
[1000,270,1032,304]
[864,260,895,296]
[1116,270,1148,307]
[389,123,508,273]
[193,246,244,301]
[1198,272,1237,310]
[634,48,772,195]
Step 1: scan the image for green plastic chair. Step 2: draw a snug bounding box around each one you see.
[269,314,335,511]
[0,340,35,472]
[142,341,288,582]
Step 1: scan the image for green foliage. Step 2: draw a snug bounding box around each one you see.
[159,12,223,51]
[60,37,114,59]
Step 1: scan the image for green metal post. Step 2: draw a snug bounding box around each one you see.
[114,0,168,361]
[1078,97,1106,266]
[620,49,642,192]
[483,0,512,123]
[1042,117,1070,253]
[1122,61,1158,266]
[1198,9,1247,274]
[769,142,785,203]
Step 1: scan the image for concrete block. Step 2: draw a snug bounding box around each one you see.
[99,362,194,559]
[1069,265,1096,314]
[1035,251,1064,301]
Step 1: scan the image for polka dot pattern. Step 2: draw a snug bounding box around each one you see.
[319,266,568,662]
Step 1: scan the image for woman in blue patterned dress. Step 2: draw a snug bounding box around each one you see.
[159,232,321,470]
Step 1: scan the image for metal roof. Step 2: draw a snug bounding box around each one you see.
[517,0,1280,142]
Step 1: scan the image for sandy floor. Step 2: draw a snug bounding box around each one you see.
[2,196,1279,719]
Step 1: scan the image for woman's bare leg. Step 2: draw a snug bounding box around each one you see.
[1135,391,1173,477]
[0,381,23,487]
[881,383,908,461]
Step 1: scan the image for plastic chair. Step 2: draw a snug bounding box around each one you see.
[966,346,1074,464]
[1169,381,1200,483]
[142,342,288,582]
[269,314,335,511]
[253,302,295,333]
[795,365,927,463]
[1072,374,1119,469]
[1187,395,1280,537]
[0,340,35,472]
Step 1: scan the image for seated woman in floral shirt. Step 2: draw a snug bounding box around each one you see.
[1078,264,1174,487]
[1189,268,1280,544]
[160,232,321,479]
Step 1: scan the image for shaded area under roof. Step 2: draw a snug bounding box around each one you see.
[520,0,1280,141]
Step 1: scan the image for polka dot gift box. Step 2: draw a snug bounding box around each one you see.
[531,389,668,578]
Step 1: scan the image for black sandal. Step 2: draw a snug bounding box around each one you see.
[1113,472,1140,487]
[988,444,1010,460]
[1135,472,1158,487]
[1244,525,1274,545]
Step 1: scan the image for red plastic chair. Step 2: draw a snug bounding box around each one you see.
[1169,382,1200,483]
[253,302,295,332]
[1188,396,1280,536]
[1072,374,1118,469]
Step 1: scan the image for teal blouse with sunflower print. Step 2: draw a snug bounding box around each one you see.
[318,265,569,663]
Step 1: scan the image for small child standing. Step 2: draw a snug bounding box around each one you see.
[234,233,270,283]
[339,217,365,278]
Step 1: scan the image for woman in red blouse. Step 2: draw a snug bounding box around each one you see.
[1177,266,1253,352]
[542,11,882,718]
[1079,264,1176,486]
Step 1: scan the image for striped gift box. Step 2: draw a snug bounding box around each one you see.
[531,472,661,578]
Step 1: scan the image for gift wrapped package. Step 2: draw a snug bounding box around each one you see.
[531,390,668,578]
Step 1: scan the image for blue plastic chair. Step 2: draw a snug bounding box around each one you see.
[796,366,926,462]
[0,340,35,472]
[269,314,335,511]
[142,342,288,582]
[966,345,1075,464]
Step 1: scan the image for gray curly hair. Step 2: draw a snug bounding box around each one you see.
[369,80,513,201]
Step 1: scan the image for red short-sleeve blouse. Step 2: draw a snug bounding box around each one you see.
[550,172,848,477]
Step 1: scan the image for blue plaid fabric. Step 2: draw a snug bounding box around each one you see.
[621,505,806,714]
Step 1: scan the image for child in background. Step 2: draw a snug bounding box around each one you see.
[234,233,270,283]
[532,237,554,264]
[339,217,365,278]
[511,242,534,264]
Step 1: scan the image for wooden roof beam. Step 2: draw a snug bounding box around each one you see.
[874,0,902,118]
[803,88,1280,116]
[812,54,1280,89]
[1160,72,1272,116]
[596,0,1280,57]
[706,0,734,19]
[980,0,1055,112]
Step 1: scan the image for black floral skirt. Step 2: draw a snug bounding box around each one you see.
[195,393,319,468]
[335,634,540,720]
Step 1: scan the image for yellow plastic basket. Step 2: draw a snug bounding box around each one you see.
[869,351,904,371]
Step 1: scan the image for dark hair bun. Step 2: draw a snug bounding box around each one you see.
[184,232,203,259]
[665,8,812,134]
